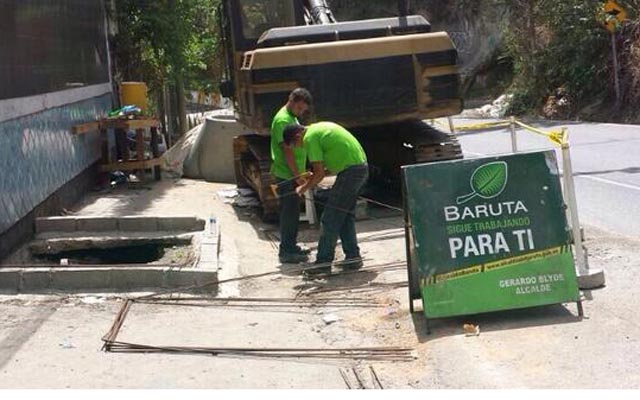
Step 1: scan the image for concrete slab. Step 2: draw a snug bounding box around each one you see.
[75,217,118,232]
[0,266,219,293]
[35,217,76,233]
[157,217,205,232]
[110,268,166,291]
[49,269,112,291]
[20,269,51,292]
[118,216,159,232]
[0,270,20,293]
[164,270,217,291]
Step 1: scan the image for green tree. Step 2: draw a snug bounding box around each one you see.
[112,0,223,134]
[504,0,640,117]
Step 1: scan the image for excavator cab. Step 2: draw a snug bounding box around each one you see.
[219,0,464,220]
[221,0,462,131]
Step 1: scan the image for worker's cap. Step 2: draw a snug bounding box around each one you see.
[283,124,306,145]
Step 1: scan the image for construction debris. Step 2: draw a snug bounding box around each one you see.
[463,323,481,336]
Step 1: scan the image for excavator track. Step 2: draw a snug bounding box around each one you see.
[233,135,280,222]
[354,119,463,187]
[233,120,462,221]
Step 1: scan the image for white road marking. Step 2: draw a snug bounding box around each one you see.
[462,151,640,192]
[577,175,640,192]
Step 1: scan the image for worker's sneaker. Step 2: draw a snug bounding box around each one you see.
[340,257,364,270]
[279,252,309,264]
[302,261,331,277]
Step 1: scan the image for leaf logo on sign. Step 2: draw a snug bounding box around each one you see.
[456,161,508,204]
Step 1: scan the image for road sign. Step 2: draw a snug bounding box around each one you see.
[602,0,627,32]
[403,151,580,321]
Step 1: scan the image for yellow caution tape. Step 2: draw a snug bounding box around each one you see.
[454,121,511,131]
[547,131,565,146]
[433,117,570,147]
[513,121,565,147]
[431,119,511,132]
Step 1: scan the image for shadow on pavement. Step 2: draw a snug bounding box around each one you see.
[411,303,584,343]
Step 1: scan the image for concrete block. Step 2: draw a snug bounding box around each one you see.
[0,270,21,293]
[164,270,217,291]
[20,270,51,292]
[111,268,165,290]
[199,242,219,264]
[157,217,205,232]
[118,217,159,232]
[76,217,118,232]
[578,269,606,290]
[50,269,112,291]
[35,217,77,233]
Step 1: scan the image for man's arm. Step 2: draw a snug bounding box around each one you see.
[281,143,299,176]
[296,161,325,196]
[280,143,306,185]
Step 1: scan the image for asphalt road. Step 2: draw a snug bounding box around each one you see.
[454,118,640,239]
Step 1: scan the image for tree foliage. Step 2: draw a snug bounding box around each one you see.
[505,0,639,116]
[112,0,223,94]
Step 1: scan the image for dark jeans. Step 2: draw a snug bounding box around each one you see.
[277,178,300,255]
[316,164,369,264]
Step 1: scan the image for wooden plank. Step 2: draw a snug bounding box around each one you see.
[72,121,100,135]
[99,118,161,130]
[115,128,130,161]
[99,158,163,173]
[150,127,162,181]
[135,129,145,161]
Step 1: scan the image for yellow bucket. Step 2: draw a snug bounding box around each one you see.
[119,82,148,113]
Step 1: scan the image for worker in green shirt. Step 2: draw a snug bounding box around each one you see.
[271,88,313,263]
[283,122,369,275]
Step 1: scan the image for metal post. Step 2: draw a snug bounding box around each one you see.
[302,190,316,225]
[447,116,456,135]
[611,32,621,109]
[560,129,605,289]
[509,116,518,153]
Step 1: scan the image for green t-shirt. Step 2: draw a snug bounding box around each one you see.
[270,106,307,179]
[303,122,367,174]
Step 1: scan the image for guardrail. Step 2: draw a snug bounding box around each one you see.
[433,116,605,289]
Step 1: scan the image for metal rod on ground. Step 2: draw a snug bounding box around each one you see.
[370,366,383,389]
[560,128,604,289]
[135,257,383,300]
[352,367,365,389]
[134,300,383,308]
[0,263,190,269]
[510,116,518,153]
[136,296,381,303]
[103,341,415,361]
[340,368,354,389]
[101,299,133,350]
[358,196,404,212]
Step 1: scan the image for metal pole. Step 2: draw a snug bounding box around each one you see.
[611,32,621,108]
[447,116,456,135]
[304,190,316,225]
[509,116,518,153]
[561,144,586,276]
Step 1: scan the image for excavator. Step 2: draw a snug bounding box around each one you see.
[219,0,463,220]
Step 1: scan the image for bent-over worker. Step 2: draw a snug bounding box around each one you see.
[283,122,368,275]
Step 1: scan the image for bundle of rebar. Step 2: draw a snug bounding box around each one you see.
[103,340,415,361]
[134,296,385,309]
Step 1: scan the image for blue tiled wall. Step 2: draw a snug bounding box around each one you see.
[0,93,112,234]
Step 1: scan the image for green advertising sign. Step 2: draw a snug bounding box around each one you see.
[403,150,579,320]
